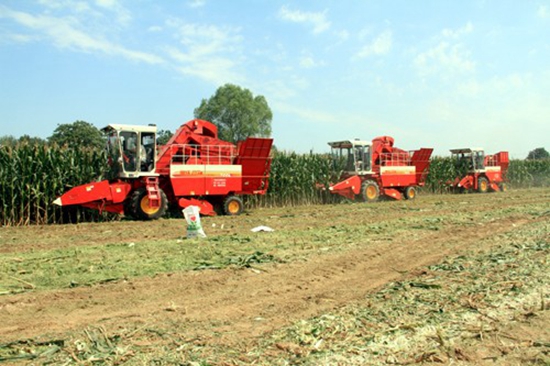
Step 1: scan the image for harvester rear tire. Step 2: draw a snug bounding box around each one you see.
[223,195,244,216]
[360,180,380,202]
[130,187,168,220]
[477,177,489,193]
[404,186,417,200]
[499,182,508,192]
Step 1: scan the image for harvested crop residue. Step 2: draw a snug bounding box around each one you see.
[1,188,549,365]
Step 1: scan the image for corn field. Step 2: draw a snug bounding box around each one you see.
[0,144,106,226]
[264,151,344,206]
[507,159,550,187]
[1,144,549,226]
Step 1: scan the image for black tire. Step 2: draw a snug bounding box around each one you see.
[223,195,244,216]
[404,186,417,200]
[360,180,379,202]
[123,198,136,219]
[130,187,168,220]
[477,177,489,193]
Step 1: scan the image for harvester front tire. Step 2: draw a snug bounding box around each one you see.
[477,177,489,193]
[360,180,380,202]
[130,187,168,220]
[404,186,417,200]
[223,195,244,216]
[123,199,136,219]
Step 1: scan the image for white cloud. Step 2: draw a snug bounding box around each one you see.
[171,22,242,56]
[0,5,163,64]
[274,101,339,125]
[37,0,92,13]
[0,32,35,44]
[300,56,316,68]
[278,6,330,34]
[95,0,116,8]
[148,25,162,32]
[538,5,549,18]
[175,57,242,85]
[299,51,324,69]
[335,29,350,42]
[37,0,130,26]
[415,41,475,76]
[188,0,206,8]
[357,30,392,58]
[165,20,244,84]
[441,22,473,39]
[414,23,475,78]
[94,0,131,25]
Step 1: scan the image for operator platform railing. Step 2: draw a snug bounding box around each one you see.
[379,152,412,166]
[169,144,237,165]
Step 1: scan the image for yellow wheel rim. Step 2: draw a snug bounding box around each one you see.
[227,200,241,214]
[140,196,160,215]
[408,188,416,199]
[366,185,377,200]
[480,180,488,191]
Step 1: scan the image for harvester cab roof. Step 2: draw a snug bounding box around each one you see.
[101,124,158,134]
[449,148,484,155]
[328,139,372,149]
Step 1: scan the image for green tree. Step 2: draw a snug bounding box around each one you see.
[19,134,46,146]
[0,135,46,147]
[526,147,549,160]
[194,84,272,143]
[0,135,17,147]
[48,120,104,150]
[157,129,173,145]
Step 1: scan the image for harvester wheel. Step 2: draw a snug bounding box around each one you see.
[130,187,168,220]
[223,195,244,216]
[360,180,380,202]
[499,182,508,192]
[404,186,417,200]
[123,199,136,219]
[477,177,489,193]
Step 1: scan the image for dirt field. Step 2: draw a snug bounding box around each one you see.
[1,188,549,365]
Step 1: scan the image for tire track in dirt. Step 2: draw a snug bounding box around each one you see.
[0,215,536,345]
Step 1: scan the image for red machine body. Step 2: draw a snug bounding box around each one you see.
[54,119,273,219]
[449,148,509,193]
[328,137,433,201]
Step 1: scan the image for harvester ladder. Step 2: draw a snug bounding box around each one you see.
[146,176,161,208]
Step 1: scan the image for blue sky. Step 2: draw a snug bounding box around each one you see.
[1,1,549,158]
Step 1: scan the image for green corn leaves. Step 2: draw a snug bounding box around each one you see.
[0,143,106,226]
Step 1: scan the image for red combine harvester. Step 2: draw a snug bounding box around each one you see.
[327,137,433,201]
[448,148,509,193]
[54,119,273,219]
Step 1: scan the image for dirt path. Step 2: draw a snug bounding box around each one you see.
[0,214,533,345]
